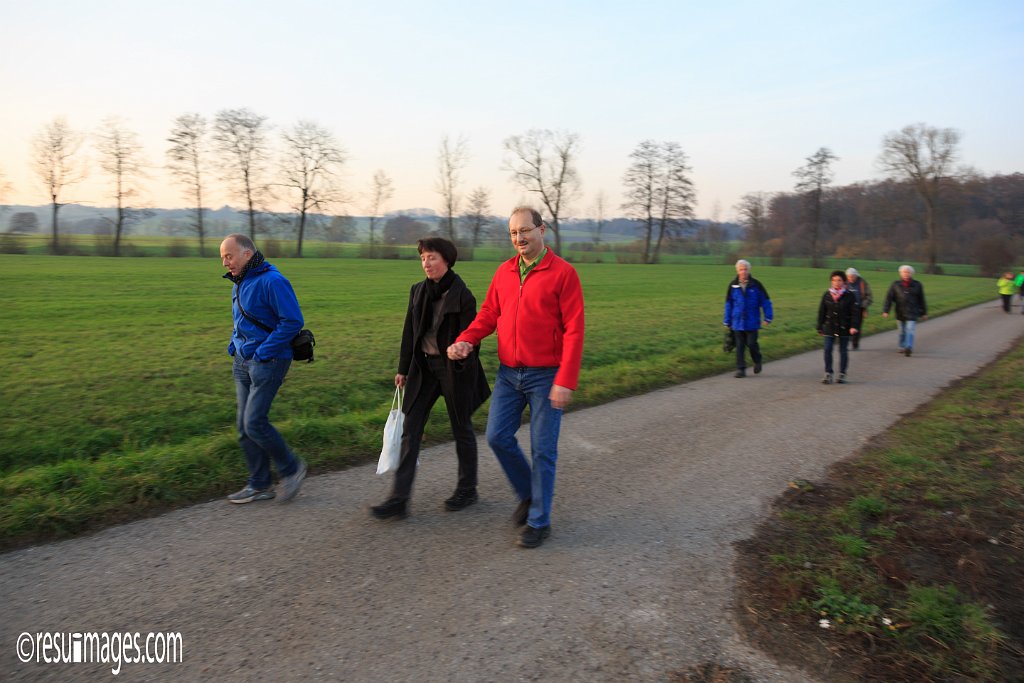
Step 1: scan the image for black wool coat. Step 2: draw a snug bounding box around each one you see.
[817,289,857,336]
[397,273,490,422]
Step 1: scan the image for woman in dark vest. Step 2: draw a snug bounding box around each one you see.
[371,237,490,520]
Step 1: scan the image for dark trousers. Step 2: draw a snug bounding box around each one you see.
[733,329,762,370]
[823,335,850,375]
[851,308,865,348]
[392,356,478,500]
[1001,294,1013,313]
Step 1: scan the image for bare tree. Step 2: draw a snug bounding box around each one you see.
[503,129,581,253]
[589,190,608,247]
[278,120,346,257]
[734,192,770,254]
[793,147,838,268]
[878,123,961,273]
[212,108,270,239]
[366,170,394,251]
[96,117,147,256]
[621,140,696,263]
[166,113,210,256]
[460,186,493,247]
[436,134,468,241]
[31,117,85,252]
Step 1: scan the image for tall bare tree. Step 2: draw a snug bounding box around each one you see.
[503,129,581,253]
[212,108,269,239]
[96,117,147,256]
[436,134,468,241]
[878,123,961,273]
[621,140,696,263]
[460,186,493,247]
[793,147,838,268]
[31,117,85,252]
[366,170,394,251]
[735,192,770,255]
[278,120,346,257]
[589,190,608,247]
[166,113,210,256]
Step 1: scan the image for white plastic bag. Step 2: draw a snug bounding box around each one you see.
[376,386,404,475]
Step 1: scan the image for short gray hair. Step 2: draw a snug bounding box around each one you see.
[898,264,915,275]
[225,233,256,253]
[735,259,751,269]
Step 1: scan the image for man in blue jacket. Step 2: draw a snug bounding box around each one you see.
[723,259,773,378]
[220,233,307,504]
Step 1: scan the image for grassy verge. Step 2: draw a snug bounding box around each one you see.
[736,341,1024,682]
[0,255,997,548]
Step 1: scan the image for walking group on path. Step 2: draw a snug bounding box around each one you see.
[216,209,1015,551]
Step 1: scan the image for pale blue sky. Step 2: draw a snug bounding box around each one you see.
[1,0,1021,220]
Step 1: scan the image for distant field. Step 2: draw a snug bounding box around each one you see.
[0,255,996,544]
[0,233,983,275]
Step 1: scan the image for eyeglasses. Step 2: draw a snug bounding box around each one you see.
[509,227,537,239]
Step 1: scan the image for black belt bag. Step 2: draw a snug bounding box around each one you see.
[235,295,316,363]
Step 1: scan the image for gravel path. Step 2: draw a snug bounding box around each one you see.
[3,301,1022,682]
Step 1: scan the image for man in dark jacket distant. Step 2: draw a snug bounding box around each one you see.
[220,233,307,504]
[882,264,928,357]
[723,259,773,378]
[371,237,490,520]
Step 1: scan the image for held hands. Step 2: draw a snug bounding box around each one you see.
[447,341,472,360]
[549,384,574,410]
[850,328,858,335]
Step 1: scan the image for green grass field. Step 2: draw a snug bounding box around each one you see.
[0,254,997,545]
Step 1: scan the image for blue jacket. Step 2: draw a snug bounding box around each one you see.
[723,276,773,331]
[227,262,304,360]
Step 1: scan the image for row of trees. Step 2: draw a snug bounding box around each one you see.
[736,124,1023,274]
[7,114,1019,268]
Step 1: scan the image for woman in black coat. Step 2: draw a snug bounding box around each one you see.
[371,237,490,520]
[817,270,859,385]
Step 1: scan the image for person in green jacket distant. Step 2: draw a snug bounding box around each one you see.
[997,272,1017,313]
[1016,271,1024,314]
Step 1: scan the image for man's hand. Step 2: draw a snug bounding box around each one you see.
[447,341,472,360]
[395,374,407,388]
[850,328,858,335]
[549,384,573,410]
[882,312,889,319]
[921,315,928,321]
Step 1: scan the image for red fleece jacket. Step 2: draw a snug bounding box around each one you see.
[456,251,585,390]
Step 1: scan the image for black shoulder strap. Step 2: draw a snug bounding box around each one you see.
[235,286,274,333]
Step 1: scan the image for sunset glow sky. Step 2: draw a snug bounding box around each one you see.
[1,0,1022,221]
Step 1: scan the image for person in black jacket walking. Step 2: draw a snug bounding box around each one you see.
[371,237,491,520]
[882,265,928,357]
[817,271,859,384]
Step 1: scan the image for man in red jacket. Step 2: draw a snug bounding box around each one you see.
[448,207,585,548]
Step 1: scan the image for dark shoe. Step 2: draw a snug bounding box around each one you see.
[517,525,551,548]
[837,373,847,384]
[822,373,833,385]
[444,488,478,511]
[753,361,762,374]
[370,497,408,520]
[904,348,912,357]
[734,369,746,378]
[278,459,307,503]
[227,485,275,504]
[512,498,531,526]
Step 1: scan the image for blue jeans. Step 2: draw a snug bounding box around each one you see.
[823,335,849,375]
[897,320,917,350]
[485,365,562,529]
[232,355,300,489]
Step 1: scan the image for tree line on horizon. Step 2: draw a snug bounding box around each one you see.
[2,112,1021,271]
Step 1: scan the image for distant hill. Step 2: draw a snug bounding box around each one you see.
[1,203,738,243]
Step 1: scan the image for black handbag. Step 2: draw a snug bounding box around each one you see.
[235,293,315,363]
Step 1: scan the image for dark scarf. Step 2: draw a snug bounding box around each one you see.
[420,269,456,331]
[222,250,265,285]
